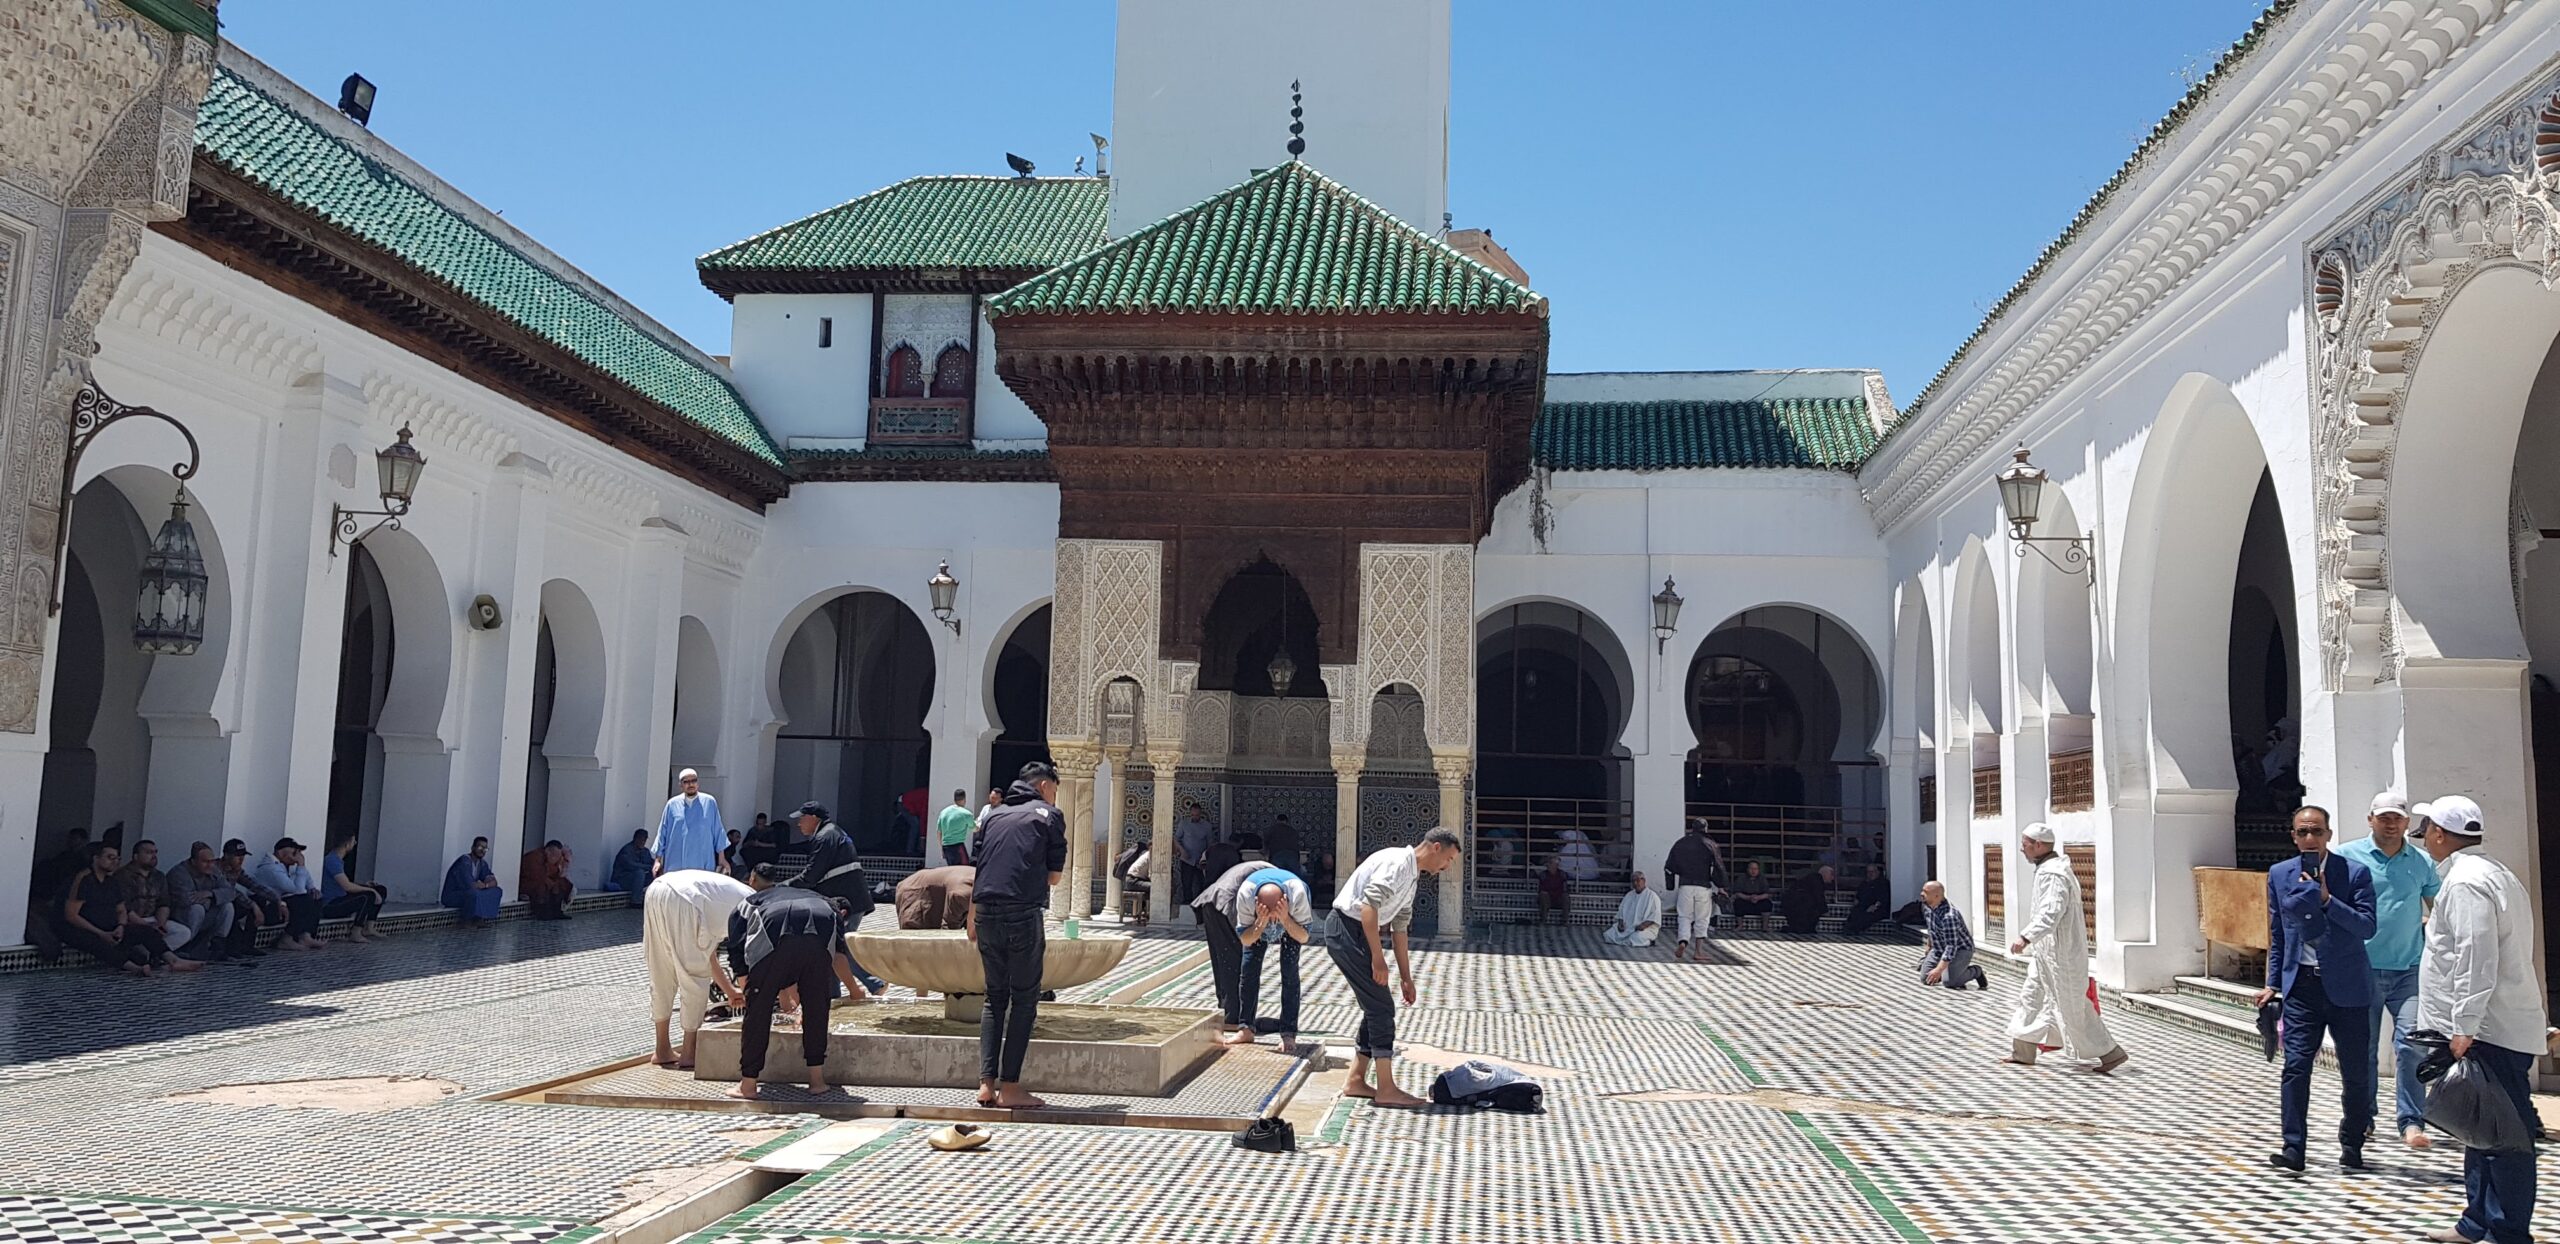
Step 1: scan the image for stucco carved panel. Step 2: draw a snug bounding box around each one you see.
[1048,538,1163,743]
[2306,61,2560,690]
[879,294,972,360]
[1350,543,1473,757]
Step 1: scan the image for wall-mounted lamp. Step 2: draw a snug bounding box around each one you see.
[54,383,210,657]
[927,559,961,634]
[1651,575,1683,654]
[1995,446,2092,582]
[330,424,426,557]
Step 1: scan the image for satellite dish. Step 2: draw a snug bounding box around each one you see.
[1005,152,1035,178]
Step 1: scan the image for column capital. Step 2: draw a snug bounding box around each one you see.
[1050,739,1102,776]
[1330,751,1365,782]
[1144,746,1184,772]
[1429,750,1471,785]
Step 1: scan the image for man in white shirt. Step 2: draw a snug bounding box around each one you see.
[1602,872,1663,947]
[1323,827,1463,1108]
[2412,795,2544,1244]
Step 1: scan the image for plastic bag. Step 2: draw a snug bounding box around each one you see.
[2426,1055,2534,1153]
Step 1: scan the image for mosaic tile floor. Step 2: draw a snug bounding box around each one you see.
[3,912,2557,1242]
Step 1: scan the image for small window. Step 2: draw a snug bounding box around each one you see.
[930,345,972,397]
[818,317,833,348]
[882,344,924,397]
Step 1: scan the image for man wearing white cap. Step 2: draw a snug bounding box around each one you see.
[2001,822,2128,1073]
[2412,794,2543,1244]
[654,768,728,876]
[2337,788,2439,1149]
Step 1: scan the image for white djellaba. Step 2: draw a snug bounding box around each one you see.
[2003,824,2127,1070]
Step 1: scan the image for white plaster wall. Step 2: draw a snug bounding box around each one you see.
[973,309,1044,446]
[728,293,873,447]
[1109,0,1449,235]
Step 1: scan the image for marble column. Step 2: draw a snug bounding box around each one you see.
[1050,742,1100,918]
[1102,745,1130,919]
[1432,751,1470,938]
[1147,747,1182,923]
[1332,751,1364,889]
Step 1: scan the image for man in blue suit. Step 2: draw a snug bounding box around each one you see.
[2255,804,2379,1174]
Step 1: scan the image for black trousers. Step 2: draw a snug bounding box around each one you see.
[975,902,1046,1084]
[55,921,149,969]
[1201,907,1245,1024]
[281,893,322,937]
[740,935,836,1079]
[1324,910,1397,1059]
[321,891,381,925]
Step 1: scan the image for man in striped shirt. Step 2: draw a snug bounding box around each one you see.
[1917,880,1988,991]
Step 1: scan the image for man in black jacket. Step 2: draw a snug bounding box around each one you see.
[1663,818,1725,960]
[784,803,885,993]
[969,762,1068,1109]
[723,865,869,1099]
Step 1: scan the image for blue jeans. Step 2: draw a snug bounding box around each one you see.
[2279,967,2375,1154]
[1237,933,1302,1035]
[2368,965,2424,1132]
[2459,1041,2539,1244]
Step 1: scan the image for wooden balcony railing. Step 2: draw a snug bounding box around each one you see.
[2050,749,2095,813]
[868,396,971,444]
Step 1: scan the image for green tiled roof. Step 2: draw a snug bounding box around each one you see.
[988,162,1544,318]
[700,176,1111,281]
[1534,399,1878,471]
[196,68,782,466]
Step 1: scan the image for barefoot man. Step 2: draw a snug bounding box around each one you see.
[1324,827,1463,1108]
[2002,823,2128,1073]
[1222,865,1313,1052]
[642,866,753,1068]
[725,865,869,1099]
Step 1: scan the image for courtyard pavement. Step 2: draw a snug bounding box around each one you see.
[0,908,2547,1243]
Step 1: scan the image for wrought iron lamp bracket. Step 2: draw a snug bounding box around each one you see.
[53,384,202,615]
[328,500,411,557]
[2009,529,2093,583]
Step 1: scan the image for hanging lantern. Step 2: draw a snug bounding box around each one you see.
[1651,575,1684,654]
[1995,445,2048,539]
[1266,649,1297,697]
[133,490,209,656]
[375,423,427,509]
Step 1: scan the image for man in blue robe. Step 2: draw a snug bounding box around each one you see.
[654,768,727,876]
[441,836,503,927]
[611,829,654,905]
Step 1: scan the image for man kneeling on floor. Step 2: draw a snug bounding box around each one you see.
[1916,880,1988,990]
[1223,864,1313,1052]
[725,864,870,1099]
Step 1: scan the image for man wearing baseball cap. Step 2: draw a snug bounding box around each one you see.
[2413,794,2543,1244]
[2337,789,2440,1149]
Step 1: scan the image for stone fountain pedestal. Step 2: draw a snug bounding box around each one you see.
[691,929,1220,1096]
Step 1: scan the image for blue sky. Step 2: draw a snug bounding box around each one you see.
[219,2,2268,404]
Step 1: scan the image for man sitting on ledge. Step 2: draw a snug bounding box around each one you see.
[521,840,575,921]
[442,836,504,927]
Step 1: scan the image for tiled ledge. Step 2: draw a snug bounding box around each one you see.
[0,890,637,974]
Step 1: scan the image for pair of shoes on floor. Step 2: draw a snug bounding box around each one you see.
[2269,1147,2365,1174]
[927,1124,990,1152]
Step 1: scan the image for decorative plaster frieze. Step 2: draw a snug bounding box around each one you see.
[361,372,516,467]
[110,261,323,382]
[2305,57,2560,689]
[1864,0,2515,531]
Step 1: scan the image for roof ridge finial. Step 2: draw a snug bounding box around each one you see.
[1287,79,1306,160]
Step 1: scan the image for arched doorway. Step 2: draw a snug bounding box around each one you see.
[772,591,936,856]
[1890,580,1938,886]
[2228,473,2300,867]
[524,579,609,855]
[670,616,722,789]
[35,481,160,864]
[1472,601,1634,920]
[1190,558,1331,868]
[1685,605,1883,892]
[326,543,394,864]
[987,604,1052,791]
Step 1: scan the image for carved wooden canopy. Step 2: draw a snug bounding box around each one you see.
[995,311,1546,665]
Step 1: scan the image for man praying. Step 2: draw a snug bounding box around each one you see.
[1603,872,1662,947]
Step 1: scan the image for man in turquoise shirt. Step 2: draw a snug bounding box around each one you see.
[2336,788,2439,1149]
[936,789,977,867]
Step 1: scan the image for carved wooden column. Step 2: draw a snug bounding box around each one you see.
[1147,746,1183,923]
[1432,751,1470,937]
[1332,751,1365,889]
[1049,742,1101,917]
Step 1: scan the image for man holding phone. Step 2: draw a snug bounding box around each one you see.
[2256,804,2379,1174]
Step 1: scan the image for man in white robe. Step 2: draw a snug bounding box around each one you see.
[2002,823,2127,1072]
[644,868,755,1069]
[1603,872,1663,947]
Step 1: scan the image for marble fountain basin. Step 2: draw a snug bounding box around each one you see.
[854,928,1131,1020]
[691,928,1219,1094]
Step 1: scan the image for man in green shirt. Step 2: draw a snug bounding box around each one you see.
[937,789,978,867]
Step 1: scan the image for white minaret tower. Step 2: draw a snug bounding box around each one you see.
[1107,0,1450,237]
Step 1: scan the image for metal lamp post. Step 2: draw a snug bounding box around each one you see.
[330,424,426,556]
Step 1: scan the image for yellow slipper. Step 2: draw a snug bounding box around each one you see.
[925,1124,989,1152]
